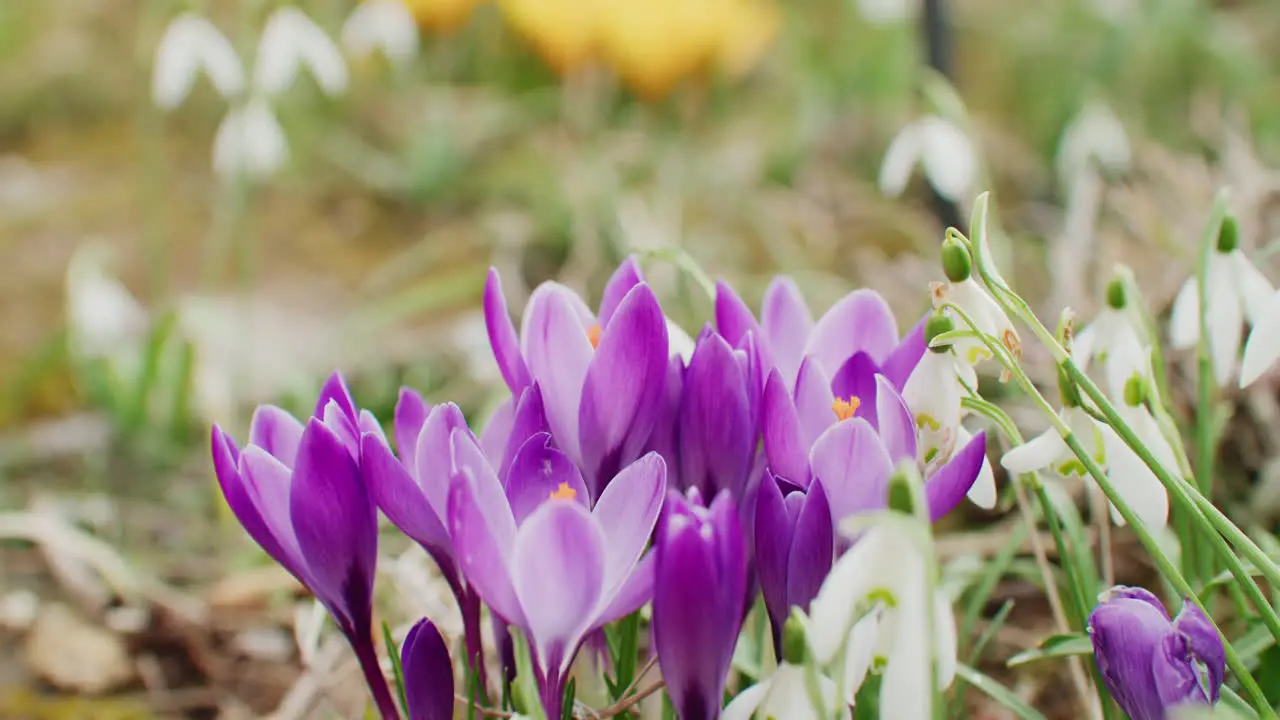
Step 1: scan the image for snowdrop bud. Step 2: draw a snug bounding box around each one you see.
[1058,366,1083,409]
[924,312,956,352]
[941,235,972,283]
[782,612,808,665]
[1123,374,1147,408]
[887,463,920,516]
[1105,276,1127,310]
[1217,214,1239,253]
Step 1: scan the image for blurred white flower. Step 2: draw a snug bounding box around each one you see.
[255,7,349,97]
[64,243,149,369]
[879,115,978,204]
[341,0,420,66]
[857,0,917,25]
[212,99,289,180]
[1169,245,1272,387]
[152,13,245,109]
[1241,289,1280,387]
[1056,102,1130,185]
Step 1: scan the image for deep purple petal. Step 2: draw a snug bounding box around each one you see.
[874,376,917,464]
[714,280,761,350]
[804,289,899,375]
[808,418,894,526]
[786,479,833,616]
[753,473,792,652]
[1110,586,1171,618]
[579,284,669,496]
[401,618,455,720]
[321,399,361,458]
[925,431,987,522]
[882,314,928,391]
[506,433,589,524]
[248,405,305,467]
[315,371,358,425]
[414,403,473,522]
[593,452,667,600]
[1152,633,1214,711]
[1172,601,1225,701]
[290,419,377,632]
[762,369,811,489]
[761,277,813,389]
[678,331,754,498]
[497,384,551,485]
[829,352,880,428]
[395,388,432,466]
[213,426,302,579]
[447,474,524,626]
[511,499,606,677]
[1090,597,1176,720]
[646,355,686,473]
[485,268,533,394]
[523,283,594,466]
[793,357,836,450]
[361,433,451,558]
[598,257,645,327]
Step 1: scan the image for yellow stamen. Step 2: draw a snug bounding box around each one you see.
[587,324,603,350]
[549,482,577,501]
[831,396,861,421]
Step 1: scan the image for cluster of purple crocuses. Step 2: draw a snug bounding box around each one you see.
[210,257,1223,719]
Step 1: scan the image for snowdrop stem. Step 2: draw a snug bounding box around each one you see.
[1087,485,1114,587]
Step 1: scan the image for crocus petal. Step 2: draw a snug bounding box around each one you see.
[678,331,754,498]
[395,388,431,461]
[479,396,515,469]
[1168,277,1200,350]
[524,284,595,465]
[1172,601,1224,700]
[804,289,899,375]
[957,424,996,509]
[314,372,357,426]
[874,375,917,463]
[1240,290,1280,388]
[450,430,519,551]
[599,257,644,327]
[1153,634,1213,710]
[213,427,301,578]
[361,434,451,557]
[761,277,813,387]
[829,352,880,426]
[1206,252,1243,386]
[152,13,245,108]
[414,403,473,522]
[881,315,927,390]
[1090,597,1176,720]
[794,357,836,450]
[1000,428,1066,475]
[592,453,667,599]
[506,433,590,524]
[248,405,305,467]
[763,369,812,488]
[809,418,894,525]
[511,499,606,676]
[753,474,793,647]
[289,419,377,630]
[925,431,987,522]
[579,284,669,494]
[484,268,532,394]
[715,280,762,352]
[401,619,455,720]
[498,384,551,483]
[787,480,834,614]
[447,475,524,626]
[596,551,655,625]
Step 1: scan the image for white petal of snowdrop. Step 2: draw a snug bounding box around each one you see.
[1077,307,1151,399]
[1235,251,1275,324]
[1000,407,1102,479]
[879,122,924,198]
[1098,410,1171,530]
[1056,102,1130,183]
[254,7,349,97]
[152,13,245,108]
[1241,291,1280,387]
[1169,276,1200,351]
[957,423,996,509]
[902,350,962,469]
[935,278,1018,366]
[721,663,848,720]
[1168,248,1274,387]
[212,100,288,181]
[919,116,978,204]
[1206,251,1245,387]
[1000,428,1067,476]
[65,244,150,362]
[341,0,420,66]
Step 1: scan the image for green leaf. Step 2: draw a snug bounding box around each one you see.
[381,621,410,719]
[955,664,1048,720]
[560,677,576,720]
[1007,633,1093,667]
[510,630,545,720]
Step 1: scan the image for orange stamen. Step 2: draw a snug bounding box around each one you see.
[587,324,603,349]
[549,481,578,501]
[831,397,861,421]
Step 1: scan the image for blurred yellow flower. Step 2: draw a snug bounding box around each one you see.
[714,0,779,79]
[499,0,596,74]
[402,0,484,32]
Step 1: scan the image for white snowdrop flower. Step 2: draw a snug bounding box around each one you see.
[254,7,349,97]
[857,0,917,25]
[931,234,1021,367]
[152,12,245,109]
[956,422,997,509]
[1001,406,1105,479]
[1097,400,1172,531]
[721,662,848,720]
[212,99,289,180]
[1056,102,1130,184]
[1241,289,1280,387]
[903,345,963,471]
[809,520,956,720]
[65,243,149,366]
[341,0,420,66]
[1169,217,1273,387]
[879,115,978,204]
[1073,279,1152,399]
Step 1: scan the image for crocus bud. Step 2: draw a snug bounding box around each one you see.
[654,489,748,720]
[754,473,833,658]
[401,619,455,720]
[1089,586,1224,720]
[941,235,972,283]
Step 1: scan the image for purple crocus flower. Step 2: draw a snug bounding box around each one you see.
[400,619,455,720]
[484,259,670,498]
[447,429,666,720]
[654,488,748,720]
[753,472,833,659]
[211,372,400,719]
[1089,586,1225,720]
[715,278,925,394]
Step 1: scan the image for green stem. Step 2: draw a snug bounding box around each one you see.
[1194,189,1228,585]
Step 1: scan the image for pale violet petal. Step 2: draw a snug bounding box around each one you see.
[340,0,419,65]
[1207,251,1244,386]
[152,13,244,108]
[1240,291,1280,387]
[919,116,978,204]
[878,121,925,198]
[1168,276,1200,350]
[999,427,1064,476]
